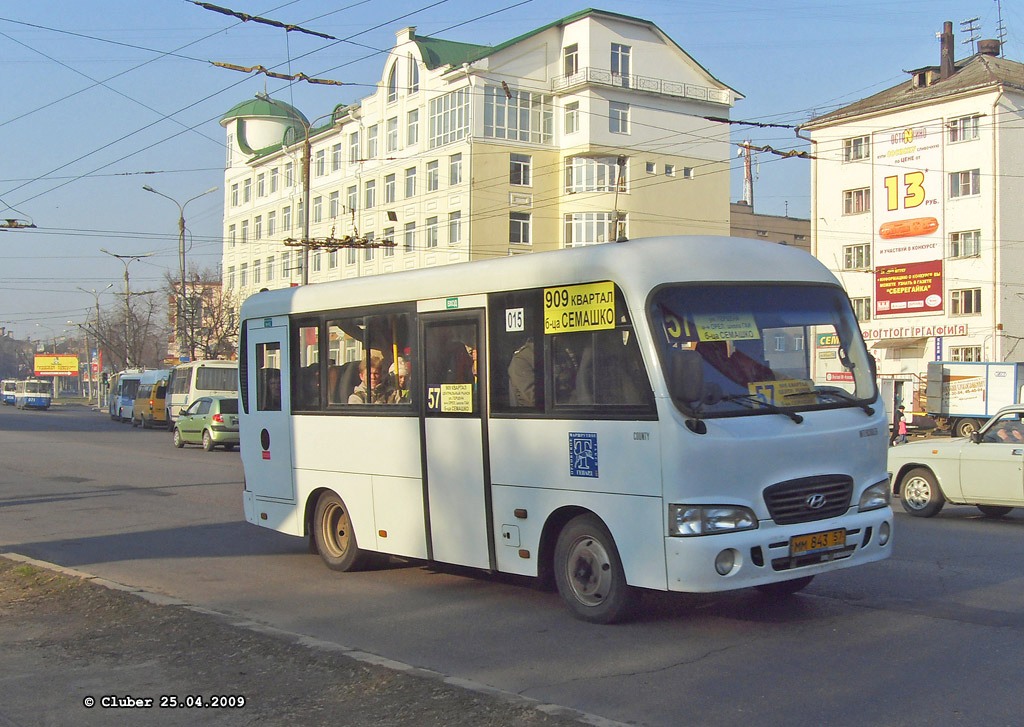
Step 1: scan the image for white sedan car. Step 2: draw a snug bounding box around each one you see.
[889,405,1024,518]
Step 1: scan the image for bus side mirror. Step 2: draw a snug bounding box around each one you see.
[672,350,704,404]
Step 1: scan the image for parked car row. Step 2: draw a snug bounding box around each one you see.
[108,360,239,452]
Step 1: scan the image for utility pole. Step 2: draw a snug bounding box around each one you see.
[738,140,755,208]
[100,249,154,369]
[143,184,218,362]
[77,284,112,408]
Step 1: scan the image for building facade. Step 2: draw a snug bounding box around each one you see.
[219,9,740,300]
[802,24,1024,402]
[729,201,810,253]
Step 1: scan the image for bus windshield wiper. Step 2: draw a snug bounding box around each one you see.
[816,386,875,415]
[719,393,804,424]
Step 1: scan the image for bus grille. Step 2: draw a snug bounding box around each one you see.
[763,475,853,525]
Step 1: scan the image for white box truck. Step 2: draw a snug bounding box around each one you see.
[926,361,1024,437]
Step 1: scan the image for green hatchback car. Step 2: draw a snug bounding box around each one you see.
[172,395,240,452]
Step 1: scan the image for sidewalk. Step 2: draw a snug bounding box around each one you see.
[0,555,600,727]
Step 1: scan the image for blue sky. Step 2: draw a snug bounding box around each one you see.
[1,0,1019,340]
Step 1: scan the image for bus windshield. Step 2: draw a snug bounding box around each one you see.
[650,283,875,418]
[25,381,50,394]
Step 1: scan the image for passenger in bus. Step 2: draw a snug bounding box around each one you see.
[386,356,411,403]
[349,359,392,404]
[508,339,536,407]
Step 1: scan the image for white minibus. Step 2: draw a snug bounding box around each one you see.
[238,236,893,623]
[15,379,51,410]
[166,360,238,423]
[109,369,143,422]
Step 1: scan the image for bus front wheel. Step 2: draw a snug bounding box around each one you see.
[313,492,374,572]
[554,514,638,624]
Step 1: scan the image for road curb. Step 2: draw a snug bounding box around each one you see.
[1,552,629,727]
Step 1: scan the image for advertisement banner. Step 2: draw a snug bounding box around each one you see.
[872,120,944,317]
[34,354,80,377]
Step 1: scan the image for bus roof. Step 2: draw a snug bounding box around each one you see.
[239,235,836,321]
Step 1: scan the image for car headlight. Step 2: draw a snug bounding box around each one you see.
[669,505,758,536]
[857,479,891,512]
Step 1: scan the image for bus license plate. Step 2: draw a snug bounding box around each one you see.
[790,528,845,555]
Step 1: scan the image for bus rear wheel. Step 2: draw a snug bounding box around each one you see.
[313,492,374,572]
[554,514,638,624]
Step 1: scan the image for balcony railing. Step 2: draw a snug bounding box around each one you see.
[552,67,731,105]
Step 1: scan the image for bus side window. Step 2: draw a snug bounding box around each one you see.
[256,342,281,412]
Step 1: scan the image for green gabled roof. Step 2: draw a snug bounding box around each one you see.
[413,36,492,71]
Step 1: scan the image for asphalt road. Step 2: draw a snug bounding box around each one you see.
[2,403,1023,726]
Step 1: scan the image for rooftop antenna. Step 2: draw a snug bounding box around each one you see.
[995,0,1007,57]
[960,16,980,55]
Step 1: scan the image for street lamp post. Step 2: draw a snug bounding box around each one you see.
[77,283,113,408]
[143,184,218,362]
[100,249,155,369]
[255,92,338,286]
[34,324,66,399]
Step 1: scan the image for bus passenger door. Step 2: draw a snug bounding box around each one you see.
[243,323,295,503]
[421,313,493,570]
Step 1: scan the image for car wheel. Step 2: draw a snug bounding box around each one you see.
[899,467,945,517]
[173,428,185,449]
[554,513,639,624]
[756,575,814,598]
[954,419,980,438]
[977,505,1013,518]
[131,415,140,428]
[142,416,151,430]
[202,430,214,452]
[313,491,376,571]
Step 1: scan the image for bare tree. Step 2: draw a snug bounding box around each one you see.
[90,292,169,370]
[165,268,237,361]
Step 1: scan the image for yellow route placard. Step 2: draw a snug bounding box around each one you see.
[543,281,616,334]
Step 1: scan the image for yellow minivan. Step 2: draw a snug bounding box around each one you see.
[131,369,172,429]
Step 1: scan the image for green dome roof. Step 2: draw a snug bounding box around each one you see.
[220,98,308,126]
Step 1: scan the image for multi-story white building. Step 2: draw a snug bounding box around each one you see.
[219,9,740,299]
[802,23,1024,402]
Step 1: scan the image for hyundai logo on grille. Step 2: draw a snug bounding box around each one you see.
[806,493,827,510]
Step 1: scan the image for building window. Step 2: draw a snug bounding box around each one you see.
[407,109,419,145]
[254,215,263,240]
[363,232,375,262]
[950,169,980,198]
[404,167,416,198]
[240,262,248,288]
[407,54,419,93]
[564,212,619,247]
[282,205,291,230]
[645,161,656,174]
[312,197,322,223]
[240,219,248,243]
[426,160,439,191]
[270,167,279,193]
[774,335,786,353]
[949,229,980,258]
[228,224,236,247]
[565,156,624,193]
[429,88,470,148]
[256,173,265,197]
[225,134,233,167]
[948,114,980,143]
[242,178,251,203]
[843,135,870,162]
[312,251,322,273]
[348,132,360,163]
[564,101,579,135]
[226,265,235,288]
[843,187,871,215]
[610,43,631,82]
[448,210,462,245]
[510,153,531,186]
[364,180,376,209]
[266,256,274,281]
[314,150,325,177]
[347,247,356,265]
[609,101,629,134]
[329,191,340,219]
[386,63,398,103]
[950,288,982,315]
[950,345,982,362]
[563,43,578,76]
[346,186,357,214]
[284,162,294,187]
[843,243,871,270]
[665,164,675,176]
[386,117,398,153]
[509,212,531,245]
[383,227,395,257]
[328,250,338,269]
[230,183,238,206]
[449,153,462,185]
[404,222,416,253]
[367,124,379,158]
[425,216,438,248]
[331,143,342,172]
[384,174,396,204]
[268,211,276,236]
[682,167,695,179]
[253,259,261,285]
[483,85,554,143]
[850,297,871,321]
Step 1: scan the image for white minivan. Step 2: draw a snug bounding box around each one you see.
[166,360,238,424]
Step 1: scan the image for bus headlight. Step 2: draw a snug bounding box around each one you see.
[857,480,891,512]
[669,505,758,536]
